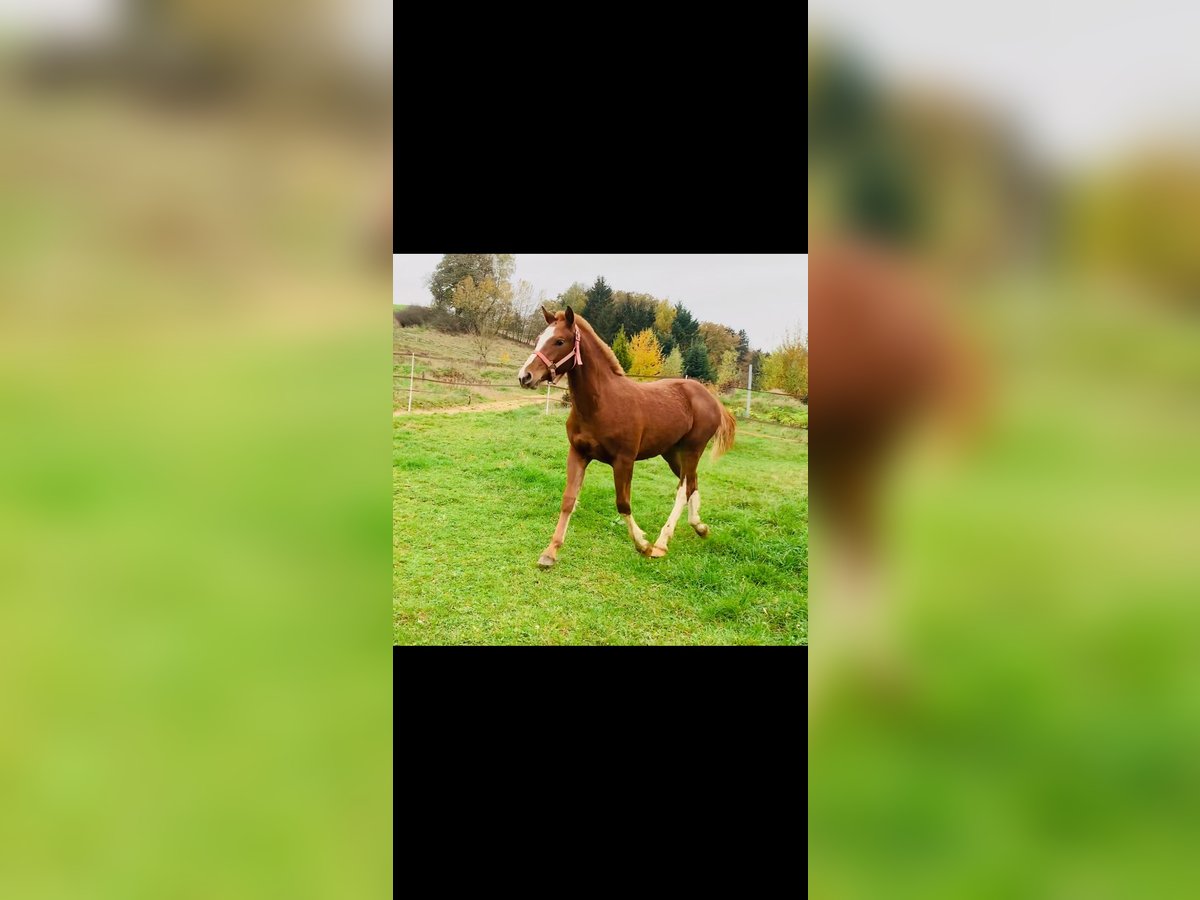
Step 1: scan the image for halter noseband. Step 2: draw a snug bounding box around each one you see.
[534,327,582,383]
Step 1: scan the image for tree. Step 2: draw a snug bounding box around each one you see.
[505,279,538,342]
[615,293,656,338]
[661,346,683,378]
[736,329,751,363]
[628,329,664,377]
[427,254,514,310]
[558,282,588,315]
[452,275,512,361]
[698,321,740,375]
[585,276,616,341]
[611,326,632,372]
[762,328,808,400]
[716,349,740,390]
[746,349,766,390]
[683,338,715,381]
[670,303,700,353]
[654,298,677,335]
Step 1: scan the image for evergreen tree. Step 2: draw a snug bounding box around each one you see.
[584,276,616,341]
[619,295,656,337]
[611,326,632,372]
[670,303,700,353]
[736,329,751,363]
[683,338,715,381]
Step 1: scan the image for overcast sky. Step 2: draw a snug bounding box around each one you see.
[393,254,807,352]
[809,0,1200,169]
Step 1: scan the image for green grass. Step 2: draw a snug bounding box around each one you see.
[394,404,807,645]
[393,325,537,409]
[722,389,808,428]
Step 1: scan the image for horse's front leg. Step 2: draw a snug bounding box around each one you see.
[613,456,651,555]
[538,446,589,568]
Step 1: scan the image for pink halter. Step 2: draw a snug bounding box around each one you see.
[535,327,582,382]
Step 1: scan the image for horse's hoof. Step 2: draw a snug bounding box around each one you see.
[537,554,556,568]
[647,545,668,558]
[695,524,709,538]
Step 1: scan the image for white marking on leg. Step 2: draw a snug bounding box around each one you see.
[689,490,708,536]
[622,514,649,552]
[541,504,574,566]
[654,484,689,551]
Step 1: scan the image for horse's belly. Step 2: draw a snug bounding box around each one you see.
[635,427,689,460]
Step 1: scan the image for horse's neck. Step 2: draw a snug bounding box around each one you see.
[566,332,617,421]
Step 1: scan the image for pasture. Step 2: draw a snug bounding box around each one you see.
[393,404,808,645]
[393,324,544,410]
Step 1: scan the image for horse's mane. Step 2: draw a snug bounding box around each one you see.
[569,314,625,376]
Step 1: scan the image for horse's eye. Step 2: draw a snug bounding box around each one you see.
[555,340,564,345]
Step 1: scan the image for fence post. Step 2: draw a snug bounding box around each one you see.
[407,352,415,413]
[545,382,551,414]
[745,364,752,418]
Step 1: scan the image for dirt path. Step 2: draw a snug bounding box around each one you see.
[395,396,556,416]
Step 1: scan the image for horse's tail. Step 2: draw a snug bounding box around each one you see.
[710,402,737,462]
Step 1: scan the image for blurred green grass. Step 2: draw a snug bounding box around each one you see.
[0,81,392,897]
[811,275,1200,899]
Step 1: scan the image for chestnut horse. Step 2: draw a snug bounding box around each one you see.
[517,306,736,568]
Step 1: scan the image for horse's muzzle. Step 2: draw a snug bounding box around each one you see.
[518,371,533,388]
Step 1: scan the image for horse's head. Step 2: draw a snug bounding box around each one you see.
[518,306,581,388]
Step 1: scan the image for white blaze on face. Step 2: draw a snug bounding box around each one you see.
[518,325,557,381]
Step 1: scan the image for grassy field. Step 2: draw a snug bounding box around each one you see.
[722,388,808,429]
[394,403,808,645]
[393,323,548,410]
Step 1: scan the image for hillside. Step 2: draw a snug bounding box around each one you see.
[394,323,807,432]
[393,324,554,410]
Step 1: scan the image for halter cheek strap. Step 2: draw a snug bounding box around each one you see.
[534,327,582,382]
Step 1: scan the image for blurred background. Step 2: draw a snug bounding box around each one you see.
[809,2,1200,897]
[0,1,391,896]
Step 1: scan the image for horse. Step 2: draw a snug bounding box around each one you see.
[810,236,982,564]
[517,306,737,568]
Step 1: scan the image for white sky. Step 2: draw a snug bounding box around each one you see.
[0,0,391,67]
[809,0,1200,169]
[0,0,119,38]
[393,254,807,353]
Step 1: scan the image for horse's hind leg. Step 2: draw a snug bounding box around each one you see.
[683,451,709,537]
[650,451,688,557]
[539,446,589,568]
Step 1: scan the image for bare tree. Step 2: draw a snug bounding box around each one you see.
[452,276,512,361]
[506,280,537,342]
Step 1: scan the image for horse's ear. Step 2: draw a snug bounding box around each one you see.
[541,305,555,325]
[565,306,575,327]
